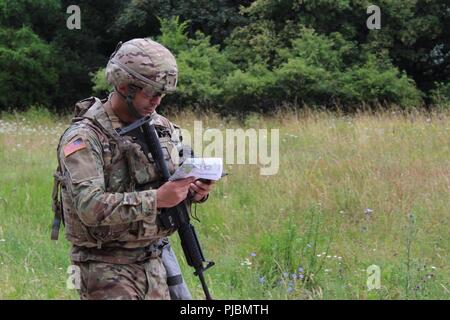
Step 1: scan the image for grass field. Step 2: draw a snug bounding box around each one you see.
[0,107,448,299]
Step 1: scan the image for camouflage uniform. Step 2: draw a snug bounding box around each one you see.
[52,39,194,300]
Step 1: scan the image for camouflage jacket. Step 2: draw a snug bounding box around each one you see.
[52,97,187,263]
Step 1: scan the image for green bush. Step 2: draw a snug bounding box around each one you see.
[90,17,425,114]
[156,16,190,55]
[221,63,277,114]
[224,19,281,70]
[430,82,450,109]
[90,68,112,96]
[0,27,58,110]
[173,32,236,107]
[157,17,236,108]
[222,28,423,113]
[339,56,423,108]
[91,17,237,109]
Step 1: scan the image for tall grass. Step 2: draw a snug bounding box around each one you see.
[0,107,448,299]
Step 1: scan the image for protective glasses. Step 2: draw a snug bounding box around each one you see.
[132,85,166,99]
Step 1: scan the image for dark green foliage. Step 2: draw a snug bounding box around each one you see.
[234,0,450,103]
[0,0,62,41]
[221,28,422,113]
[110,0,251,45]
[157,18,236,109]
[0,0,448,113]
[430,82,450,108]
[0,27,58,110]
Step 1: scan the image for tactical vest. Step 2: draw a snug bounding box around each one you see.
[51,97,185,259]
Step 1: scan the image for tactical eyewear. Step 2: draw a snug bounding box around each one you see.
[132,85,166,99]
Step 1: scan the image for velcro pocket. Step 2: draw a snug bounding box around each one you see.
[125,142,157,185]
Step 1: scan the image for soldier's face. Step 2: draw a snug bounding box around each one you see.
[132,87,163,116]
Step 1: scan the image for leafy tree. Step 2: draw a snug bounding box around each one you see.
[430,81,450,108]
[0,0,447,111]
[110,0,252,45]
[224,19,281,69]
[49,0,126,108]
[0,0,62,41]
[233,0,450,101]
[0,26,58,110]
[92,17,237,111]
[157,16,237,109]
[222,28,423,113]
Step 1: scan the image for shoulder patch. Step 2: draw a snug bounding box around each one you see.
[64,137,87,158]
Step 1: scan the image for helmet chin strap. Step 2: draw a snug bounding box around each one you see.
[114,85,142,120]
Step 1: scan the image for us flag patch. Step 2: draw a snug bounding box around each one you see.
[64,137,87,157]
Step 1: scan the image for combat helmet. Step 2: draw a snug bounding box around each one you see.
[105,38,178,117]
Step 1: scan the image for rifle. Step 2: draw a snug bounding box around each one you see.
[117,116,215,300]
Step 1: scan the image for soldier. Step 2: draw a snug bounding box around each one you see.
[51,38,214,300]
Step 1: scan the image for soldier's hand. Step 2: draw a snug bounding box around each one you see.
[156,177,196,208]
[189,179,215,202]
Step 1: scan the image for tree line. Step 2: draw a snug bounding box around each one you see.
[1,0,449,115]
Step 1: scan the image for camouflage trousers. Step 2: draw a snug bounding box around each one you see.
[75,257,170,300]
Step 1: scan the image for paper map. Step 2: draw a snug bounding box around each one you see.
[169,157,223,181]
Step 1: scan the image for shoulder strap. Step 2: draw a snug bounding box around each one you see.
[50,165,64,240]
[50,126,72,240]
